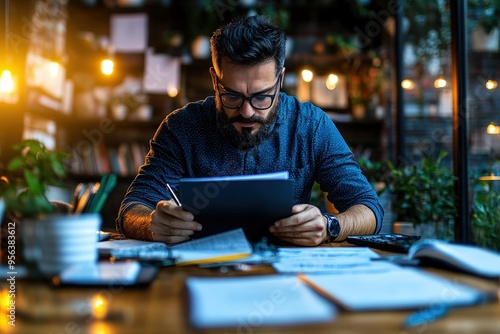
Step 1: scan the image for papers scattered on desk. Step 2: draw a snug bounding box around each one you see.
[186,275,337,328]
[97,228,253,266]
[299,267,484,311]
[170,228,253,265]
[97,239,171,260]
[273,247,397,274]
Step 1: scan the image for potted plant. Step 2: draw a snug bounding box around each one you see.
[385,151,457,239]
[0,139,102,277]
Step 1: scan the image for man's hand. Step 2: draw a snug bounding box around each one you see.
[150,200,202,244]
[269,204,328,246]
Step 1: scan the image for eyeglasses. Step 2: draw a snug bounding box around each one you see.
[216,73,282,110]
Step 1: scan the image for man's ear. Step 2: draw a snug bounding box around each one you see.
[280,67,286,89]
[209,67,217,91]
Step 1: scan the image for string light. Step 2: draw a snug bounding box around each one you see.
[1,0,18,104]
[486,122,500,135]
[401,79,414,90]
[434,77,447,88]
[301,69,313,83]
[326,73,339,90]
[0,70,15,93]
[485,79,498,90]
[101,59,114,75]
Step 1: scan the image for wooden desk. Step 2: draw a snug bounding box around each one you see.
[2,247,500,334]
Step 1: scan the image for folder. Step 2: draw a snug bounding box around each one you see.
[179,172,293,241]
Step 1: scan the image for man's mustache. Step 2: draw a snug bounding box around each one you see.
[229,115,265,124]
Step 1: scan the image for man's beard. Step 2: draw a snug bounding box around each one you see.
[216,99,278,150]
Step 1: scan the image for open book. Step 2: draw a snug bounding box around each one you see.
[178,171,293,241]
[407,239,500,278]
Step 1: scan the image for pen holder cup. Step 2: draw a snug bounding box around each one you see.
[20,213,102,278]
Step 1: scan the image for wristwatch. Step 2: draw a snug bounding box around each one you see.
[323,213,341,243]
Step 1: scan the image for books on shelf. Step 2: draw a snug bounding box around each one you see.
[69,141,148,176]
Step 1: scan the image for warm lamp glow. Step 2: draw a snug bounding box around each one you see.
[0,289,11,312]
[48,61,60,78]
[301,69,314,83]
[326,73,339,90]
[401,79,414,90]
[485,79,498,90]
[486,122,500,135]
[101,59,114,75]
[434,77,447,88]
[167,86,178,97]
[0,70,15,94]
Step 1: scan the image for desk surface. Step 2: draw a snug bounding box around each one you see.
[2,244,500,334]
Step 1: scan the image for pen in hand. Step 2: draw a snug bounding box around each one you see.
[166,183,182,206]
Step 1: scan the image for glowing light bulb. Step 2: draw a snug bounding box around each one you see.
[48,62,60,78]
[401,79,414,90]
[434,77,447,88]
[0,70,15,94]
[167,86,178,97]
[487,122,500,135]
[485,79,498,90]
[101,59,114,75]
[326,73,339,90]
[301,69,313,83]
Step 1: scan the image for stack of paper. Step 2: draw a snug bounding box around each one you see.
[186,275,337,328]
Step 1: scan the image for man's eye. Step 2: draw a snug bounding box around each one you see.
[253,95,267,102]
[226,94,242,102]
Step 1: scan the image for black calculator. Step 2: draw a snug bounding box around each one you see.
[346,234,421,253]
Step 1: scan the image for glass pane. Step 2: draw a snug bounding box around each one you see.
[467,0,500,251]
[399,1,454,240]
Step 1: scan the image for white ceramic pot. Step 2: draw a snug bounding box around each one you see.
[20,213,102,277]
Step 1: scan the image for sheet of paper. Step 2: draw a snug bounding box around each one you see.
[300,268,483,311]
[171,228,253,265]
[273,247,392,274]
[180,171,289,182]
[110,13,148,52]
[186,275,337,328]
[143,48,180,94]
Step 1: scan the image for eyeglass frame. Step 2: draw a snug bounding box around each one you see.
[214,71,283,111]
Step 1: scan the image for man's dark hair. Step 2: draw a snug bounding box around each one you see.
[210,15,286,77]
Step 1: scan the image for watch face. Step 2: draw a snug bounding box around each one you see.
[327,215,340,238]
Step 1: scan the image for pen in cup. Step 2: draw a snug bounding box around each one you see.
[166,183,181,206]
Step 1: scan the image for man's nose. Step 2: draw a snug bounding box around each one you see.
[238,99,256,118]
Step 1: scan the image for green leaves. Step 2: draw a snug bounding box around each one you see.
[1,139,69,218]
[471,181,500,250]
[386,151,457,227]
